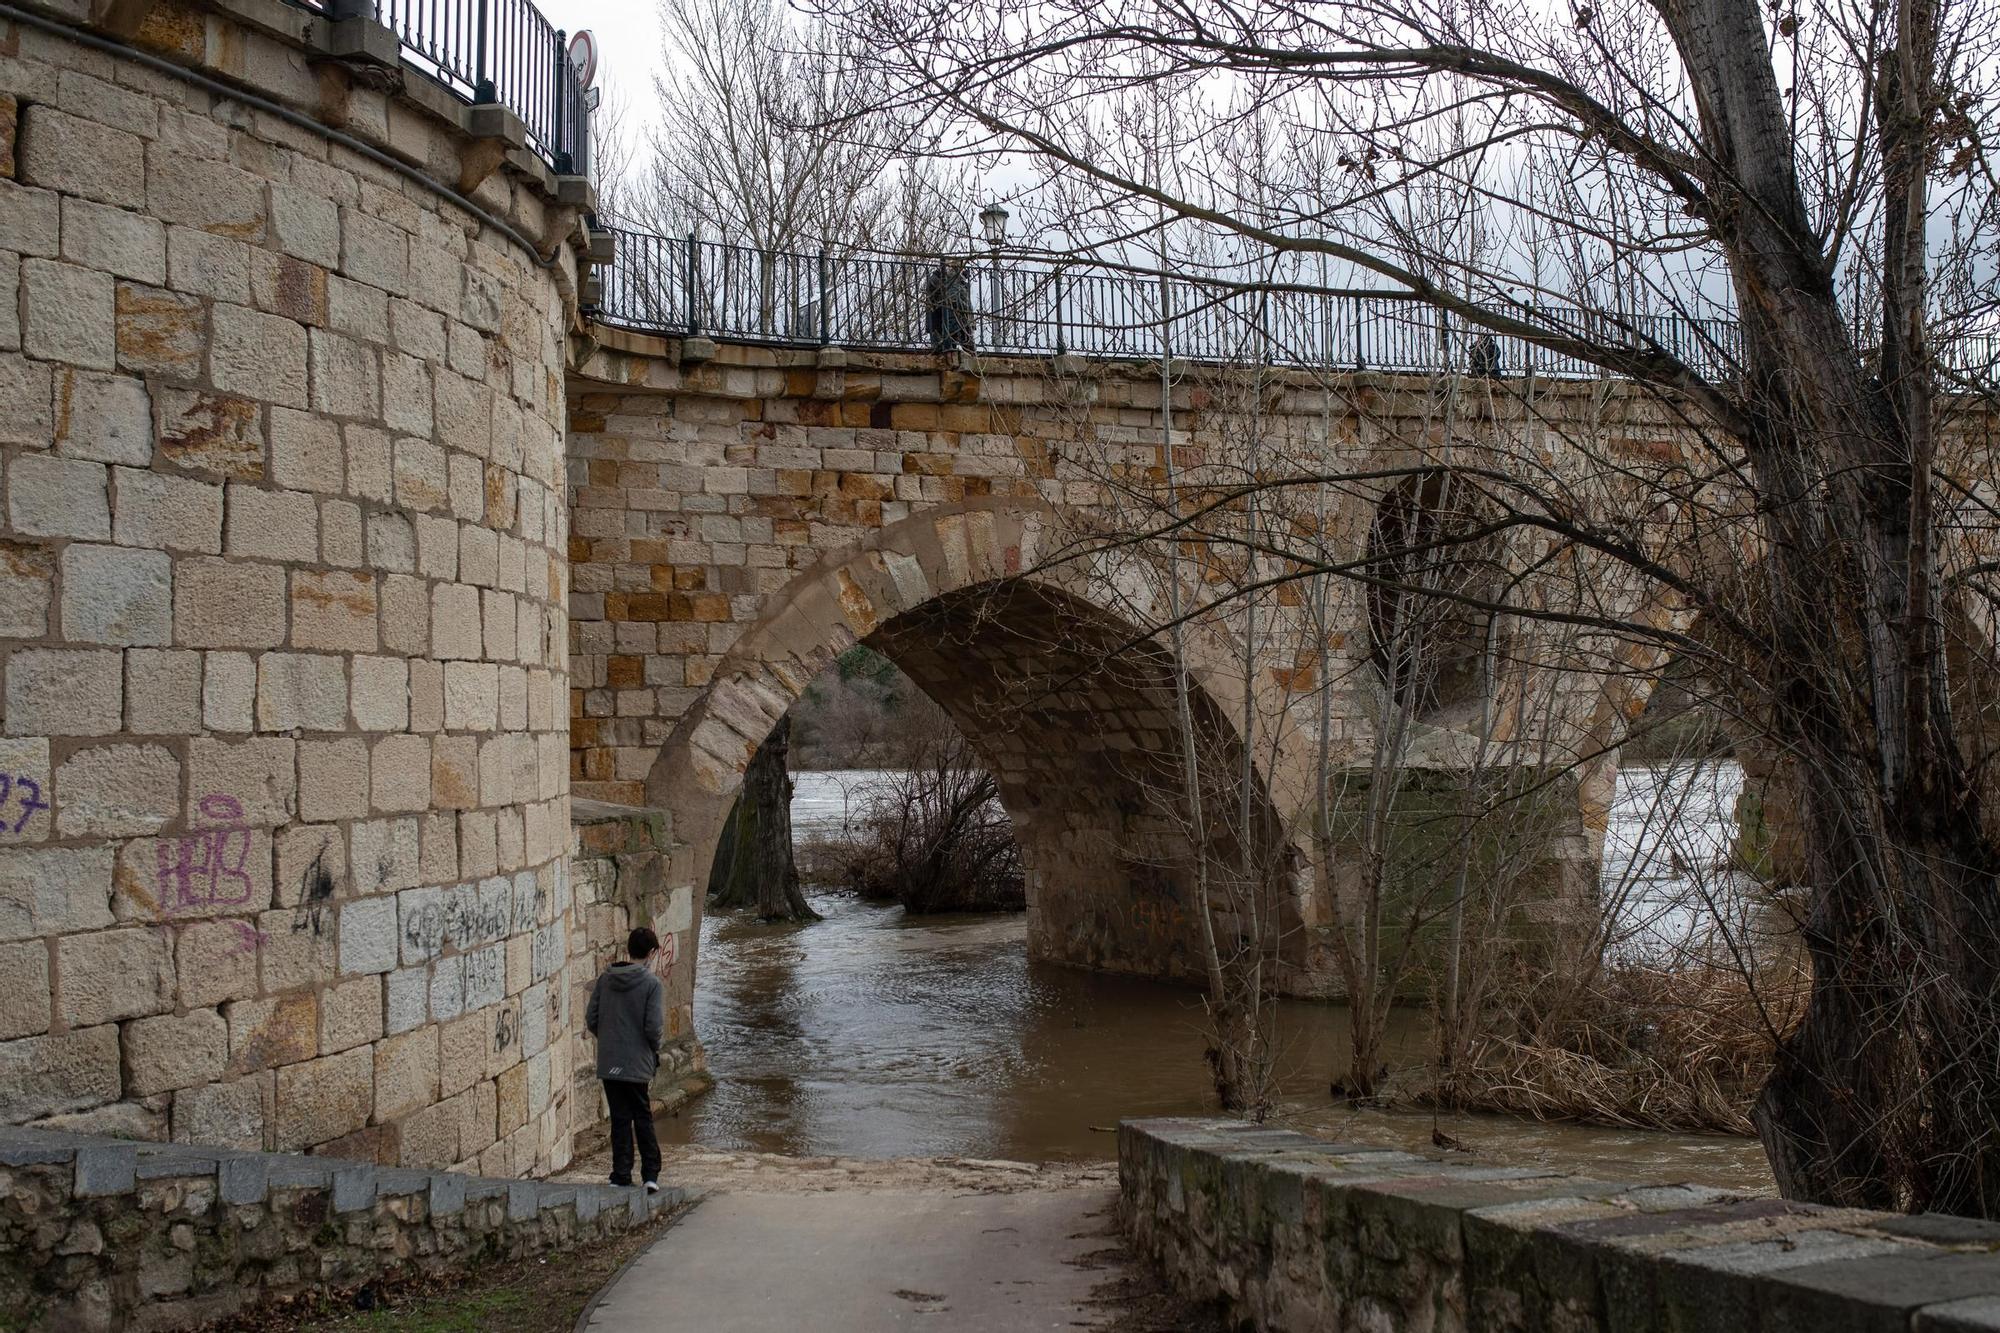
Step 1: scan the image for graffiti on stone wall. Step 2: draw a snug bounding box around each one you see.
[403,898,446,957]
[291,843,338,937]
[1119,900,1190,938]
[157,795,253,915]
[0,773,49,834]
[646,930,679,980]
[467,946,506,1013]
[225,920,270,956]
[493,1002,518,1055]
[447,882,511,949]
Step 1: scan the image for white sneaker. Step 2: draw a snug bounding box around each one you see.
[644,1181,660,1194]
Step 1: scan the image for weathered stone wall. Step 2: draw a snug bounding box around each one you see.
[0,0,585,1175]
[563,331,1684,992]
[1120,1118,2000,1332]
[564,339,1051,811]
[0,1124,679,1331]
[567,799,707,1155]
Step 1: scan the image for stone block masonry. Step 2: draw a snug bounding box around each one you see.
[1119,1118,2000,1332]
[567,800,709,1156]
[0,0,589,1178]
[564,332,1682,997]
[0,1124,682,1331]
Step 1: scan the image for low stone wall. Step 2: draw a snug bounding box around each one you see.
[1118,1118,2000,1332]
[0,1125,681,1331]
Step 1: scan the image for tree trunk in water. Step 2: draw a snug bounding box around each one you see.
[707,717,819,922]
[1204,998,1262,1115]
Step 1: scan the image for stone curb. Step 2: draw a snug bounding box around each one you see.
[0,1125,686,1330]
[1118,1118,2000,1332]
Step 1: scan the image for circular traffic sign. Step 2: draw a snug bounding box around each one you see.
[568,30,598,89]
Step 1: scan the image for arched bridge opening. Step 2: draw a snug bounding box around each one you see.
[639,507,1309,990]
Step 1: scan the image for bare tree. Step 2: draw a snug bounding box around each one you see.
[790,647,955,769]
[635,0,967,255]
[814,0,2000,1214]
[827,715,1026,912]
[587,81,639,226]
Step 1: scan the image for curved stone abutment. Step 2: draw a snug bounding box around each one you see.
[1,0,588,1173]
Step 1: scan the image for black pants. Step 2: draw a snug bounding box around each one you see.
[604,1080,660,1185]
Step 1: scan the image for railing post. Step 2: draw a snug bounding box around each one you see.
[325,0,377,21]
[684,233,699,336]
[1054,271,1067,357]
[550,29,571,174]
[473,0,494,103]
[818,251,830,345]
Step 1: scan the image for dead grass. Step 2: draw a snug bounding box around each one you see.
[1429,958,1808,1135]
[199,1205,683,1333]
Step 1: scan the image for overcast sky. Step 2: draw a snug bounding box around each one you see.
[539,0,664,133]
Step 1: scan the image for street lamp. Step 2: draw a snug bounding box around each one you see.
[979,202,1009,348]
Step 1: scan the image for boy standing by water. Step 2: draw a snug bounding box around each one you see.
[586,927,666,1191]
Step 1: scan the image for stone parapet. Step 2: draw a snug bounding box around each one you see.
[1118,1117,2000,1332]
[0,1124,681,1330]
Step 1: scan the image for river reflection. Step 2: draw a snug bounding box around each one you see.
[663,886,1775,1192]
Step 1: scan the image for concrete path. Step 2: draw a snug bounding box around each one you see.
[582,1186,1124,1331]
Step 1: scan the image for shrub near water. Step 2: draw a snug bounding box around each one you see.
[803,727,1025,913]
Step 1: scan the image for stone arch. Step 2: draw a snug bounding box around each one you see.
[641,499,1317,987]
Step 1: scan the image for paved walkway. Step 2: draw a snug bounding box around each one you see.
[582,1185,1124,1331]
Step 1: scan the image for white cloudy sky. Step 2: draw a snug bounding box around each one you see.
[539,0,666,132]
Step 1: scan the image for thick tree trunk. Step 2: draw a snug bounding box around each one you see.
[1648,0,2000,1216]
[708,717,819,923]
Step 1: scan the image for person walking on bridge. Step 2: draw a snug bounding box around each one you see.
[587,926,666,1192]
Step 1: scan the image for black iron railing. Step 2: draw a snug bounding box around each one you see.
[288,0,588,173]
[593,230,1750,379]
[593,232,2000,381]
[277,0,1996,383]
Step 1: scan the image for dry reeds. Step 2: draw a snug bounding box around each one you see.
[1428,958,1808,1136]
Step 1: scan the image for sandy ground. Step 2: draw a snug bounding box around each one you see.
[560,1141,1119,1195]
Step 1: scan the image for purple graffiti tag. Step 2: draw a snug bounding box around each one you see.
[14,778,47,832]
[156,795,253,915]
[225,919,269,957]
[0,774,50,834]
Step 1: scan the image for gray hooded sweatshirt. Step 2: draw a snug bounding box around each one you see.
[586,961,665,1084]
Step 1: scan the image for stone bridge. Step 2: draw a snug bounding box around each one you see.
[566,327,1685,999]
[0,0,1729,1182]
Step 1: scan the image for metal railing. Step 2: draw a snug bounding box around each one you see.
[287,0,588,173]
[593,231,1754,380]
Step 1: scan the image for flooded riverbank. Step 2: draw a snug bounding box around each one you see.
[662,768,1775,1191]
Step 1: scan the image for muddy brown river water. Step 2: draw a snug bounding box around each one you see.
[660,887,1776,1193]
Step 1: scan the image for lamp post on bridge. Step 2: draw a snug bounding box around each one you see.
[980,201,1009,351]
